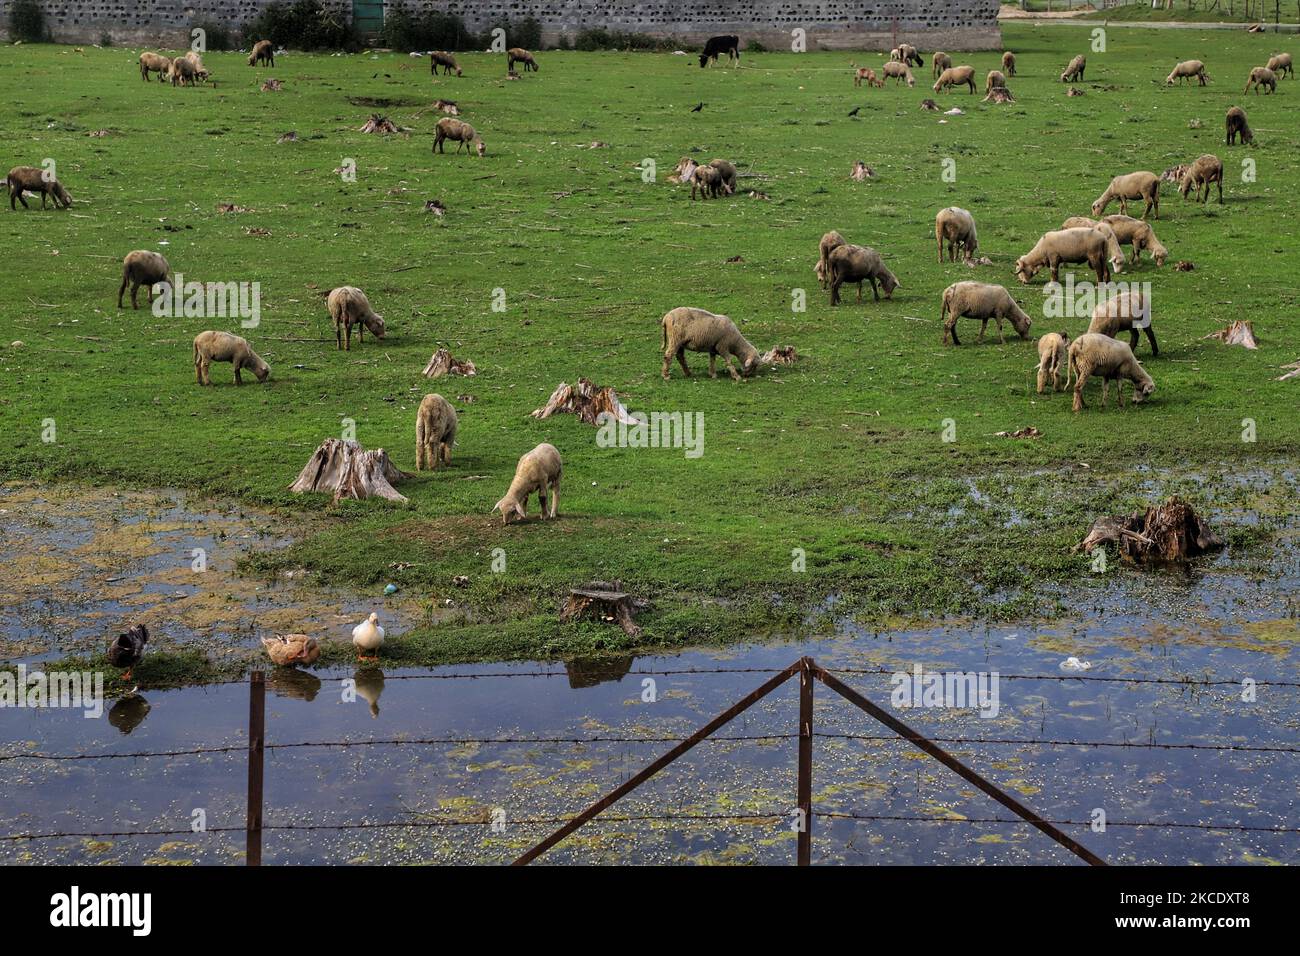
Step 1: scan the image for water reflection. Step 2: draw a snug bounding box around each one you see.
[106,694,151,734]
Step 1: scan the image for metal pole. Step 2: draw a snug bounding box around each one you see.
[797,657,814,866]
[246,670,265,866]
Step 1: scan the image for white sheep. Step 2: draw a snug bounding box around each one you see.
[935,207,978,263]
[494,443,562,523]
[416,394,458,470]
[1091,171,1161,220]
[940,281,1032,346]
[660,307,759,381]
[1068,333,1155,412]
[1036,332,1071,393]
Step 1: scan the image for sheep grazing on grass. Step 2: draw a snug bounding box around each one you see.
[1015,228,1114,285]
[940,281,1032,346]
[1089,289,1158,356]
[6,166,72,210]
[1226,105,1253,145]
[494,443,562,524]
[1091,171,1161,220]
[853,67,883,88]
[882,61,915,86]
[707,159,737,195]
[1245,66,1277,94]
[660,307,760,381]
[507,48,538,72]
[1002,51,1017,76]
[193,330,270,385]
[139,52,172,82]
[1266,52,1293,78]
[985,70,1006,94]
[828,244,900,305]
[691,163,722,200]
[415,393,458,470]
[117,250,170,309]
[1068,333,1154,412]
[816,230,846,289]
[1101,215,1169,266]
[327,286,385,350]
[935,207,978,263]
[898,44,924,68]
[934,65,976,94]
[1059,216,1127,274]
[1179,153,1224,204]
[931,52,952,77]
[433,117,485,156]
[431,51,462,76]
[1036,332,1070,392]
[168,56,197,87]
[1061,54,1086,82]
[182,50,208,84]
[1166,60,1210,86]
[248,40,274,67]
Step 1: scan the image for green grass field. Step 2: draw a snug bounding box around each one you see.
[3,24,1298,671]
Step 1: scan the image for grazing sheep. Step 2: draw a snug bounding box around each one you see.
[494,443,562,524]
[828,244,900,305]
[1061,54,1086,83]
[507,48,538,72]
[1266,52,1293,78]
[1036,332,1070,393]
[1101,215,1169,266]
[248,40,274,67]
[117,250,171,309]
[935,206,978,263]
[660,307,760,381]
[1166,60,1209,86]
[1091,171,1161,220]
[940,281,1032,346]
[1015,228,1113,285]
[1002,51,1017,77]
[6,165,72,210]
[193,330,270,385]
[690,163,722,200]
[1179,153,1224,204]
[817,230,847,289]
[433,117,485,157]
[139,52,172,82]
[898,43,924,68]
[1068,333,1155,412]
[882,61,915,86]
[934,65,976,94]
[415,394,458,470]
[1089,289,1158,356]
[707,158,737,195]
[430,51,462,76]
[327,286,386,350]
[1245,66,1277,94]
[182,50,208,84]
[168,56,197,87]
[932,52,952,77]
[1059,216,1126,274]
[985,70,1006,94]
[1226,105,1253,145]
[853,67,883,88]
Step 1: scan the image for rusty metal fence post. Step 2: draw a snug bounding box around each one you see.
[246,670,265,866]
[797,657,814,866]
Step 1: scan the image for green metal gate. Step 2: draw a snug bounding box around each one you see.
[352,0,384,38]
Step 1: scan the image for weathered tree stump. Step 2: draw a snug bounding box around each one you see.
[1203,320,1258,350]
[1077,496,1223,565]
[760,345,798,366]
[422,348,477,378]
[561,582,643,637]
[288,438,410,504]
[532,378,637,426]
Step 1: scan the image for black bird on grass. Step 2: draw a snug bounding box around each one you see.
[690,102,704,113]
[848,106,861,117]
[108,624,148,682]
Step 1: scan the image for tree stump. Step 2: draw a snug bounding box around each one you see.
[288,438,410,504]
[1203,320,1258,350]
[561,582,643,637]
[531,378,637,426]
[422,348,477,378]
[1076,496,1223,565]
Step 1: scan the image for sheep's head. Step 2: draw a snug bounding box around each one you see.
[475,138,486,157]
[1151,244,1168,267]
[252,359,271,383]
[1178,176,1193,198]
[1012,310,1033,339]
[364,313,386,339]
[932,78,943,93]
[1089,198,1105,217]
[1132,379,1155,404]
[53,183,72,208]
[494,497,525,524]
[813,259,827,285]
[1014,257,1036,284]
[454,67,463,77]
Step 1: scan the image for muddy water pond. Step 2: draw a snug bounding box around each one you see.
[1,481,1298,865]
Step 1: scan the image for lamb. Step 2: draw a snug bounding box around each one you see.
[935,206,978,263]
[430,51,462,76]
[828,244,900,305]
[985,70,1006,94]
[939,281,1032,346]
[494,443,562,524]
[1166,60,1209,86]
[1061,54,1086,83]
[415,393,458,470]
[248,40,274,67]
[433,117,485,157]
[1226,106,1253,145]
[327,286,386,350]
[1068,333,1155,413]
[691,163,722,200]
[1245,66,1276,94]
[882,61,915,86]
[931,52,952,77]
[6,165,73,210]
[817,230,846,289]
[933,65,976,94]
[139,52,172,82]
[117,250,171,308]
[193,330,270,385]
[1091,171,1161,220]
[1179,153,1224,204]
[1036,332,1070,393]
[1101,214,1169,266]
[660,307,760,380]
[1002,51,1016,77]
[1059,216,1126,273]
[1266,52,1293,78]
[1088,289,1158,356]
[507,48,538,72]
[1014,228,1113,285]
[853,67,883,88]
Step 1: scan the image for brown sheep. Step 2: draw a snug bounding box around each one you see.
[1091,171,1161,220]
[1245,66,1277,94]
[899,44,924,68]
[882,61,915,86]
[940,281,1032,346]
[1002,51,1016,77]
[327,286,386,350]
[494,443,562,524]
[193,331,270,385]
[433,117,485,157]
[1101,215,1169,266]
[660,307,760,381]
[1059,216,1127,274]
[935,207,978,263]
[1266,52,1293,78]
[6,165,73,210]
[1089,289,1157,356]
[168,56,197,87]
[691,163,722,200]
[1226,106,1253,145]
[816,230,846,289]
[1036,332,1070,393]
[1015,228,1112,285]
[707,159,737,195]
[931,52,952,78]
[507,48,538,72]
[415,394,458,470]
[248,40,274,67]
[933,65,976,94]
[985,70,1006,94]
[117,250,171,309]
[1179,153,1224,204]
[139,52,172,82]
[1069,333,1155,412]
[828,244,900,305]
[431,51,462,76]
[853,67,883,88]
[1061,55,1086,83]
[1166,60,1209,86]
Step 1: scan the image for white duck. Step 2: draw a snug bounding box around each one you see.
[351,612,385,661]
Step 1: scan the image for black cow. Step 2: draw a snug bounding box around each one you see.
[699,35,741,68]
